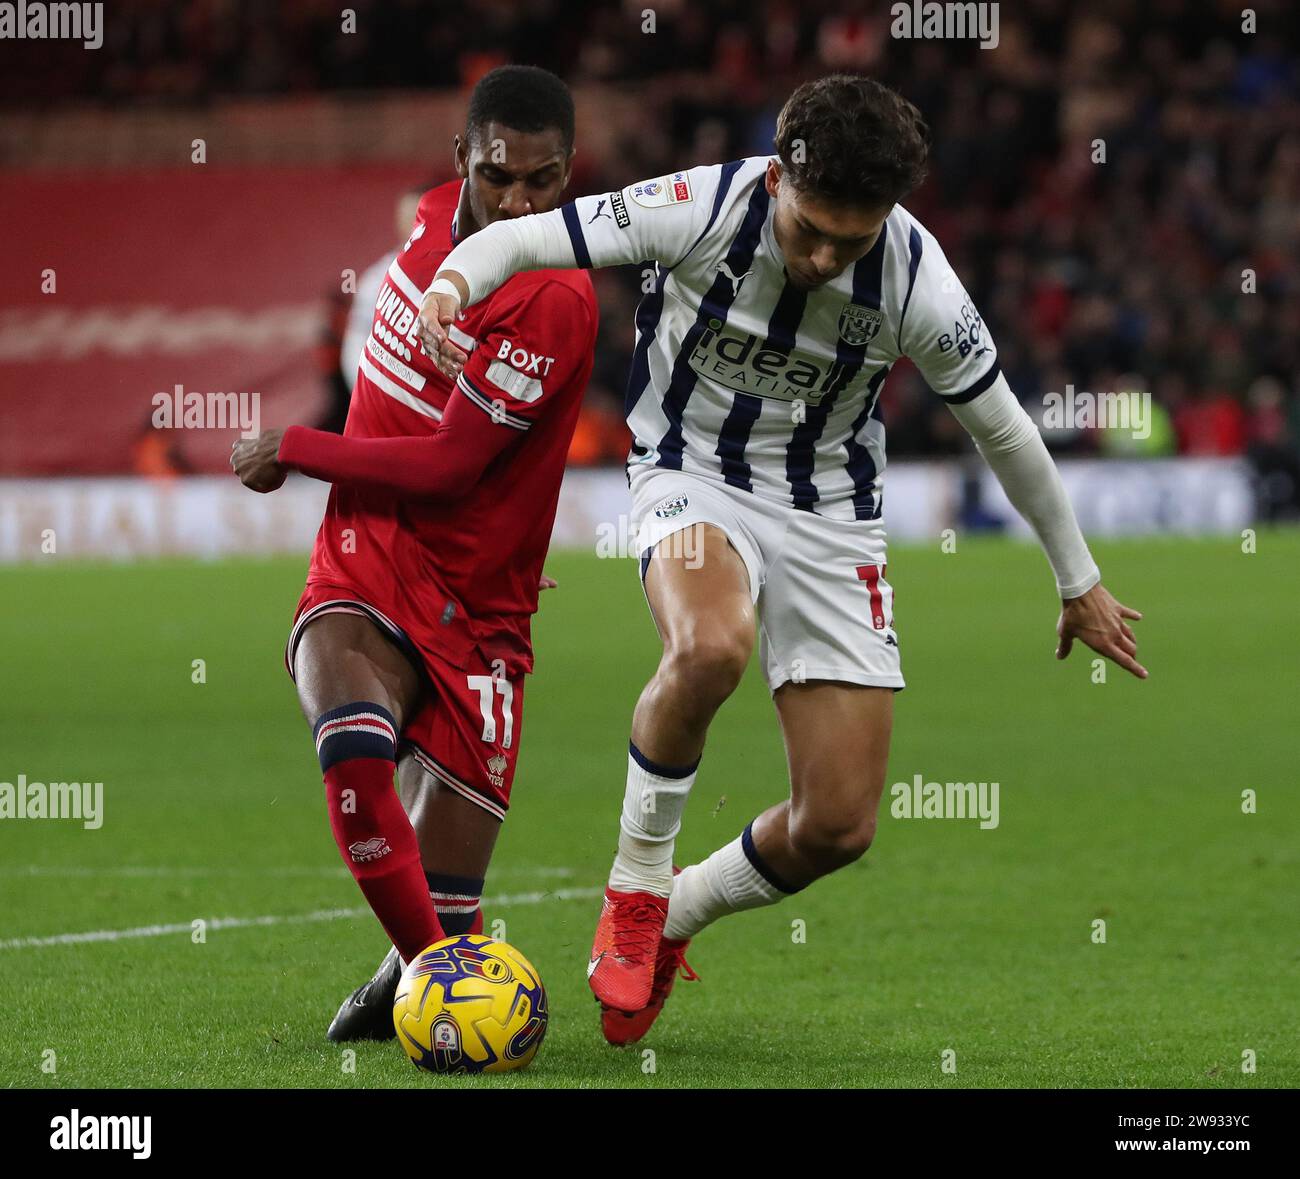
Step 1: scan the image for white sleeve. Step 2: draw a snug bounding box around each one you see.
[898,225,1001,404]
[433,209,576,305]
[432,165,723,305]
[564,166,720,269]
[947,373,1101,599]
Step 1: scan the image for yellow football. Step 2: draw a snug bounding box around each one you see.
[393,935,548,1074]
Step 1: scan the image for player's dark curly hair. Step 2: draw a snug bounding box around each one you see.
[775,75,930,207]
[466,65,575,152]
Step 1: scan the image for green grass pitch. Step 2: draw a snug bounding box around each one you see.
[1,532,1296,1089]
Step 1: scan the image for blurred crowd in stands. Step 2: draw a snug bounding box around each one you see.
[8,0,1298,514]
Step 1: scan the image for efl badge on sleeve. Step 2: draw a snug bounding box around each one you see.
[632,172,693,209]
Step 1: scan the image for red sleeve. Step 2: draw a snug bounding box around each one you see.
[276,386,514,500]
[455,280,595,431]
[278,278,594,498]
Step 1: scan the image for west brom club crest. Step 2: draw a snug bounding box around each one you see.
[838,303,882,346]
[654,493,689,519]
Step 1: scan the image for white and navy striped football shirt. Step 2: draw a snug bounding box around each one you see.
[560,156,1001,520]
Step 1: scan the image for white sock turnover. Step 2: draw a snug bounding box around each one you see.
[607,743,699,897]
[663,821,797,940]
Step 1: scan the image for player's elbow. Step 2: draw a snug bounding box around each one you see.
[980,411,1039,455]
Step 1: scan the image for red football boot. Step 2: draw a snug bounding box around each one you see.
[587,887,669,1011]
[601,936,697,1045]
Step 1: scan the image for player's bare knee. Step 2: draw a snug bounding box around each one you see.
[660,628,751,705]
[789,805,876,871]
[293,612,420,727]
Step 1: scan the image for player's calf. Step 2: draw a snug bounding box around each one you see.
[612,637,750,896]
[608,569,754,897]
[662,820,804,943]
[661,798,877,943]
[315,702,445,963]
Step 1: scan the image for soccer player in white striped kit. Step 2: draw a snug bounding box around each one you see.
[418,75,1147,1044]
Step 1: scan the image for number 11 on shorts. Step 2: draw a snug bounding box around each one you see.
[467,674,515,748]
[855,564,888,631]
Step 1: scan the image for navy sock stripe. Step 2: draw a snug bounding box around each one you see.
[312,702,398,773]
[741,821,800,895]
[426,871,483,936]
[438,911,477,935]
[424,871,485,898]
[629,739,700,780]
[312,701,397,733]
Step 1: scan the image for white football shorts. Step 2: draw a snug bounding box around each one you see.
[629,467,904,692]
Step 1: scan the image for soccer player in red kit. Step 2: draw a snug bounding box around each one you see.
[231,66,597,1040]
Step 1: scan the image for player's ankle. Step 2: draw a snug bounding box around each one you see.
[609,822,676,893]
[608,843,673,897]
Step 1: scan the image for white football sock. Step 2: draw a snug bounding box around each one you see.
[663,823,796,940]
[607,744,698,897]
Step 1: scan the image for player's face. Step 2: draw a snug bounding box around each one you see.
[767,162,892,291]
[455,122,573,229]
[394,191,422,241]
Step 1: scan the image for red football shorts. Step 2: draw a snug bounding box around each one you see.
[285,582,524,821]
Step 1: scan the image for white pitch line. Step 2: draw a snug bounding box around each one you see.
[0,887,601,951]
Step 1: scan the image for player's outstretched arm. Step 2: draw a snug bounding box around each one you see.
[229,388,516,501]
[946,374,1148,680]
[897,225,1147,679]
[419,166,717,375]
[235,278,595,502]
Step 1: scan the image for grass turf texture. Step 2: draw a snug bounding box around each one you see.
[1,533,1296,1089]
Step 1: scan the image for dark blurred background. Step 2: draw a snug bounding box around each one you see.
[2,0,1297,517]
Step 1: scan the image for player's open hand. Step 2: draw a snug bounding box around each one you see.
[230,429,287,493]
[1056,582,1147,679]
[417,277,469,379]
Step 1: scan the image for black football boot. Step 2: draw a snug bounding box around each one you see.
[326,946,402,1042]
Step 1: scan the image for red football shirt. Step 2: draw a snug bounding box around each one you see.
[302,180,598,674]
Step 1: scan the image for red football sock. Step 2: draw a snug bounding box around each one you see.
[314,703,444,962]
